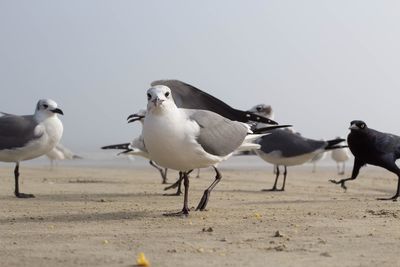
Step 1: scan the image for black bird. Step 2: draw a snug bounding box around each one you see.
[330,120,400,201]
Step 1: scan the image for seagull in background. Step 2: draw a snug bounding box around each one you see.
[330,137,351,175]
[248,104,345,191]
[0,99,63,198]
[330,121,400,201]
[46,143,82,169]
[102,110,169,184]
[139,85,266,216]
[309,151,326,173]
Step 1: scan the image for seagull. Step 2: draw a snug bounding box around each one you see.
[330,120,400,201]
[46,143,82,169]
[330,137,351,175]
[0,99,64,198]
[102,110,169,184]
[256,129,345,191]
[139,85,265,216]
[309,151,326,173]
[248,104,345,191]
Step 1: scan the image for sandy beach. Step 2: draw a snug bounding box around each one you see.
[1,159,400,267]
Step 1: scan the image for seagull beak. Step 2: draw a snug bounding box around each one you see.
[152,97,164,107]
[127,114,145,123]
[52,108,64,115]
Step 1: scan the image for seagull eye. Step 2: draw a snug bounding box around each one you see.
[147,93,151,100]
[165,91,170,97]
[256,107,262,112]
[43,104,48,109]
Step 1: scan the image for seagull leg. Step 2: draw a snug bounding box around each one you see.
[163,172,183,196]
[149,160,168,184]
[195,166,221,211]
[280,166,288,191]
[196,168,201,178]
[330,159,363,191]
[14,163,35,198]
[262,165,280,191]
[163,172,190,216]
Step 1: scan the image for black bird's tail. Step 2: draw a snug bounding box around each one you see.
[101,143,130,150]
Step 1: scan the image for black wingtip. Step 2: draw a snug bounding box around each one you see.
[252,125,292,134]
[101,143,130,150]
[244,112,279,125]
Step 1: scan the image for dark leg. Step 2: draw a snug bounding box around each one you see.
[330,159,364,190]
[377,167,400,201]
[149,160,168,184]
[262,165,280,191]
[163,172,183,196]
[280,166,288,191]
[163,172,190,216]
[195,166,222,211]
[14,163,35,198]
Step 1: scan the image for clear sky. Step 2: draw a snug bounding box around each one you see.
[1,1,399,152]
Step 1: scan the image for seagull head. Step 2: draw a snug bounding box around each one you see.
[35,99,64,120]
[247,104,274,120]
[349,120,367,131]
[146,85,175,113]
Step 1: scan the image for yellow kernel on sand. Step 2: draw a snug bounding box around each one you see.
[136,252,150,267]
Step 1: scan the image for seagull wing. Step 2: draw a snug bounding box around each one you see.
[151,80,278,125]
[0,114,41,150]
[186,109,249,157]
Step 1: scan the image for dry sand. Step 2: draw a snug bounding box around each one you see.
[1,162,400,266]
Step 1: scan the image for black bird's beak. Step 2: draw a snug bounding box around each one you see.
[52,108,64,115]
[127,114,145,123]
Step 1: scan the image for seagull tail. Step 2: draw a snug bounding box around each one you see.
[236,133,268,152]
[326,138,346,150]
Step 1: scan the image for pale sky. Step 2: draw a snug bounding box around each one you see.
[1,1,399,152]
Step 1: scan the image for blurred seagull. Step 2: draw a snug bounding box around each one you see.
[330,137,351,175]
[0,99,63,198]
[46,143,82,169]
[330,121,400,201]
[138,85,266,216]
[309,151,326,173]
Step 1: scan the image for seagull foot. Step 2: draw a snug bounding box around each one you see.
[164,182,180,191]
[15,192,35,198]
[163,208,189,217]
[377,195,399,201]
[163,191,182,197]
[261,188,281,192]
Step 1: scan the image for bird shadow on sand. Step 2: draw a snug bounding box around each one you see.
[0,192,161,202]
[0,210,154,224]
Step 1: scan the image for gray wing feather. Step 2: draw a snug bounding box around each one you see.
[258,130,327,157]
[187,110,248,156]
[0,114,41,150]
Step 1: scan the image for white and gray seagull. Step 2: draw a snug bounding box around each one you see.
[138,85,265,216]
[0,99,64,198]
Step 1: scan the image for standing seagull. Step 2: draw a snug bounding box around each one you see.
[140,85,264,216]
[0,99,64,198]
[330,137,351,175]
[330,120,400,201]
[256,129,345,191]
